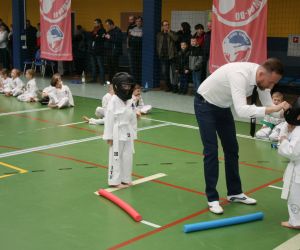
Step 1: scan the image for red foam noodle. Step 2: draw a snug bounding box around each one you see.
[98,189,142,222]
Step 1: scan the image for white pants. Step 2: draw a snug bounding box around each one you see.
[12,88,23,97]
[17,93,36,102]
[108,140,133,185]
[288,174,300,226]
[49,94,70,109]
[139,105,152,114]
[88,118,104,125]
[256,126,272,139]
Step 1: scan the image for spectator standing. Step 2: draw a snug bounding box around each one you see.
[127,15,136,74]
[202,21,211,81]
[89,19,106,83]
[25,20,37,60]
[104,19,123,81]
[175,41,190,94]
[193,23,205,48]
[156,20,178,92]
[0,25,9,68]
[189,37,203,93]
[128,16,143,84]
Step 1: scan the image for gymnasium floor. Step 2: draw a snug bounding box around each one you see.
[0,80,299,250]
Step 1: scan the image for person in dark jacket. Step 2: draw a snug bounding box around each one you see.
[128,16,143,84]
[104,19,123,81]
[201,21,211,82]
[156,20,178,92]
[189,37,204,93]
[175,41,190,94]
[25,20,37,60]
[89,19,106,83]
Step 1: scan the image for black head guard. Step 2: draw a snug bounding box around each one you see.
[284,97,300,126]
[112,72,135,101]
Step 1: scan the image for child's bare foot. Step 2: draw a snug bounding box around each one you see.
[281,221,300,229]
[82,116,90,123]
[48,104,57,108]
[121,182,133,187]
[109,184,128,189]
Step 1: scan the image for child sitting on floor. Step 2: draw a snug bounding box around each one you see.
[132,84,152,114]
[4,69,24,97]
[0,68,12,94]
[17,69,39,102]
[83,83,114,125]
[48,73,74,109]
[256,91,285,141]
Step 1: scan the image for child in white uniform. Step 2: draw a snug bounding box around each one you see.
[132,84,152,114]
[256,92,285,141]
[83,84,114,125]
[17,69,39,102]
[0,69,12,93]
[103,72,137,187]
[278,97,300,229]
[4,69,24,97]
[48,73,74,109]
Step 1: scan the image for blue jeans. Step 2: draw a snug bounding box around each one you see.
[194,94,242,202]
[179,74,189,94]
[192,70,201,92]
[90,55,105,82]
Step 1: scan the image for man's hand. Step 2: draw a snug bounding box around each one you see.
[107,140,113,146]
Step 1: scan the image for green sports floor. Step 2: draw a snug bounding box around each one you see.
[0,94,299,250]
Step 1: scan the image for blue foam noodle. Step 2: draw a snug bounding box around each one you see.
[183,212,264,233]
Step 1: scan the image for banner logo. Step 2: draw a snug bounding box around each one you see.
[223,30,252,62]
[213,0,267,27]
[40,0,71,23]
[47,25,64,52]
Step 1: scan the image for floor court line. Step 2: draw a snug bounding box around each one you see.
[0,161,28,180]
[108,177,283,250]
[141,117,271,142]
[94,173,167,194]
[0,107,51,117]
[140,220,161,228]
[268,185,283,190]
[0,123,169,159]
[273,233,300,250]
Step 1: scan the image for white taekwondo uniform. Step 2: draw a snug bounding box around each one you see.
[17,78,39,102]
[103,95,137,185]
[278,123,300,227]
[48,84,74,108]
[0,77,12,93]
[11,77,25,96]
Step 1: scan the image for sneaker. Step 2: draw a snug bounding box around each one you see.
[208,201,224,214]
[227,193,257,205]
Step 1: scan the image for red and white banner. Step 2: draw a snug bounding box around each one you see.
[210,0,267,73]
[39,0,73,61]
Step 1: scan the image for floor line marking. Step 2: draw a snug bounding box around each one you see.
[268,185,283,190]
[141,117,271,141]
[94,173,167,194]
[0,124,168,159]
[0,161,28,180]
[0,108,51,117]
[140,220,161,228]
[59,121,86,127]
[273,233,300,250]
[108,177,283,250]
